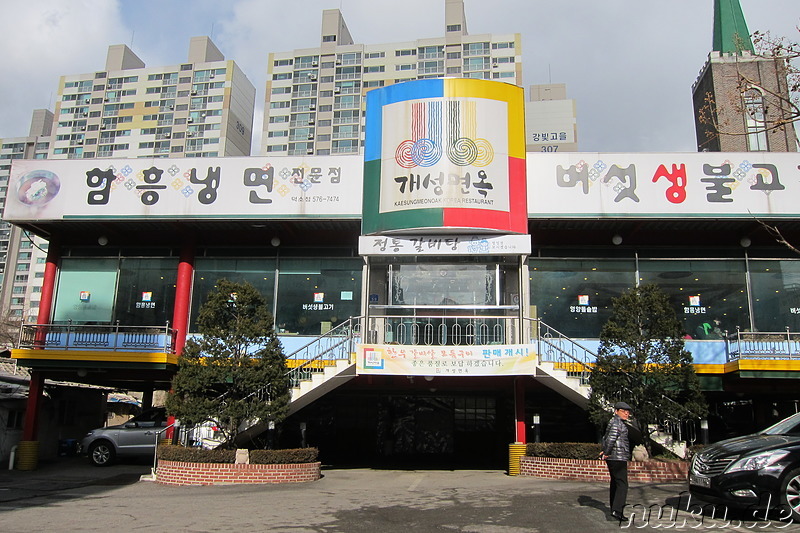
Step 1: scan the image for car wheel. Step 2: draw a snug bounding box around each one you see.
[781,467,800,522]
[88,441,115,467]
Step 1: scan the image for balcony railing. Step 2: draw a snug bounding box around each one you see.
[365,307,520,346]
[726,327,800,361]
[18,322,176,354]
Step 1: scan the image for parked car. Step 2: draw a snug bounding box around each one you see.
[80,407,168,466]
[689,412,800,521]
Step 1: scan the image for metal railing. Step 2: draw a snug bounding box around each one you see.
[726,327,800,361]
[285,317,362,387]
[366,311,518,346]
[527,318,595,385]
[18,321,176,353]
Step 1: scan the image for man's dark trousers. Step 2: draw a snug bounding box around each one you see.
[606,460,628,513]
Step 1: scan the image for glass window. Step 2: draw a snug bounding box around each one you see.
[638,259,748,339]
[530,259,636,338]
[391,263,497,306]
[748,260,800,332]
[275,258,361,335]
[53,258,119,324]
[191,258,277,332]
[114,258,178,326]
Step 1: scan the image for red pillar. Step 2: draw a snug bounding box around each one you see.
[23,242,60,441]
[22,371,45,441]
[514,377,526,443]
[171,243,195,357]
[37,241,59,325]
[33,241,60,347]
[167,243,195,439]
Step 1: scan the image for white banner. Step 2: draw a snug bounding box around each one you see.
[4,156,363,221]
[356,344,539,376]
[358,234,531,255]
[526,152,800,217]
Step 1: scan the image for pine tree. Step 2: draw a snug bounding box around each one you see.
[588,284,707,443]
[166,279,290,448]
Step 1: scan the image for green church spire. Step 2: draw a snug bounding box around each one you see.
[713,0,756,54]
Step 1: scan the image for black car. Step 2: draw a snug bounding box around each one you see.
[689,412,800,521]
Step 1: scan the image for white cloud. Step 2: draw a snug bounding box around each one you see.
[0,0,797,152]
[0,0,128,137]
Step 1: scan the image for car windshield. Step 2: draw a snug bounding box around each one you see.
[760,413,800,436]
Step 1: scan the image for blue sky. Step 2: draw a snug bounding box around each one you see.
[1,0,797,153]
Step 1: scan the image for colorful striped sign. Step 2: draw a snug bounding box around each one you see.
[362,79,527,234]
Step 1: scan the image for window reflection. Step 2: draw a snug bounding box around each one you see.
[749,260,800,332]
[637,259,748,338]
[529,259,635,338]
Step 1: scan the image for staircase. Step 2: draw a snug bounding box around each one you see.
[529,319,593,407]
[234,317,697,456]
[233,318,359,446]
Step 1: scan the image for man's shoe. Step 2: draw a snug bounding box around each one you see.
[610,511,629,522]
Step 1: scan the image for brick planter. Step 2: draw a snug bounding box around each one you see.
[155,460,321,486]
[519,456,688,483]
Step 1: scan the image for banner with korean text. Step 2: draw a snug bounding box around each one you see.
[356,344,539,376]
[527,153,800,218]
[3,155,363,222]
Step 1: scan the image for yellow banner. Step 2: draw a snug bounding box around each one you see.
[356,344,539,376]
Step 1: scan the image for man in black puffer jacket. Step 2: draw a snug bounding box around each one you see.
[601,401,633,521]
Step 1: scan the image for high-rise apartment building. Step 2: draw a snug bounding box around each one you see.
[0,38,257,325]
[262,0,522,156]
[692,0,797,152]
[51,37,255,160]
[0,110,52,324]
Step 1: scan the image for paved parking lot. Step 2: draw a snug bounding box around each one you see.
[0,456,797,532]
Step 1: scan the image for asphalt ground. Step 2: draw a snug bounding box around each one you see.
[0,456,798,532]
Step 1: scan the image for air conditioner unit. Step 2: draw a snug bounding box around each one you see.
[80,126,87,131]
[187,132,195,137]
[104,98,109,102]
[169,105,174,110]
[334,87,341,93]
[306,148,314,154]
[209,73,215,79]
[312,61,318,67]
[335,59,342,65]
[100,124,107,130]
[307,134,314,140]
[309,104,316,110]
[191,90,197,95]
[17,147,24,152]
[308,119,315,125]
[81,113,88,117]
[187,117,194,123]
[76,140,83,145]
[308,74,317,80]
[164,133,171,138]
[84,98,91,104]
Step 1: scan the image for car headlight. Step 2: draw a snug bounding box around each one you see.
[725,449,789,473]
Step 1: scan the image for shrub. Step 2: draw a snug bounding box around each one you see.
[157,446,319,464]
[250,448,318,464]
[158,446,236,463]
[526,442,602,460]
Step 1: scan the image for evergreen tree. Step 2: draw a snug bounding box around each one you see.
[166,279,290,447]
[588,284,707,443]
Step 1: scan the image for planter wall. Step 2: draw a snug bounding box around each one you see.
[520,456,688,483]
[156,460,321,486]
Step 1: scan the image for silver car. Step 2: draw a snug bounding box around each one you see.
[80,407,167,466]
